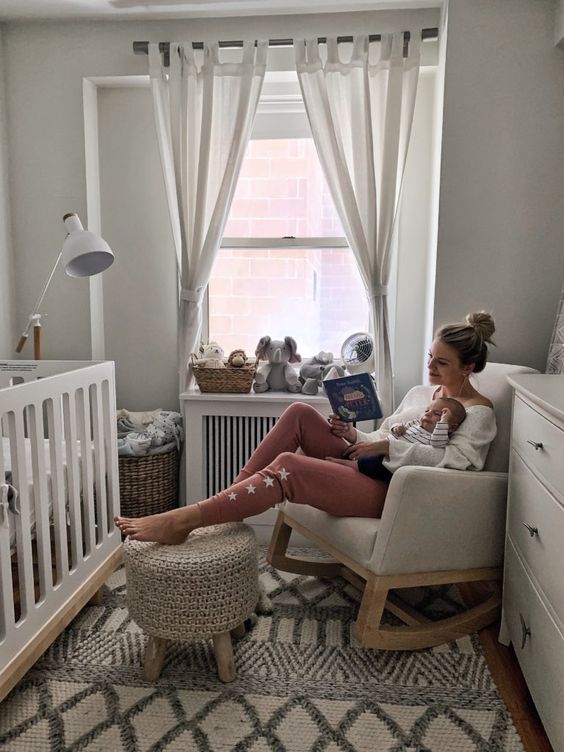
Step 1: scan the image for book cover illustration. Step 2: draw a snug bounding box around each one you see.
[323,372,383,422]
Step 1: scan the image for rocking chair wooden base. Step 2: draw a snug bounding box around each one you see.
[267,511,502,651]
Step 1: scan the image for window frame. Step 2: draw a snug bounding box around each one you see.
[221,237,348,249]
[203,72,365,354]
[202,235,352,346]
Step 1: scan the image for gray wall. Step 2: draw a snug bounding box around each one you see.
[2,0,563,402]
[434,0,564,370]
[394,66,437,404]
[98,86,178,410]
[0,7,438,408]
[0,26,15,358]
[556,0,564,47]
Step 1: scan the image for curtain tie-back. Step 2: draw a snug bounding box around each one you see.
[370,284,388,298]
[181,287,205,305]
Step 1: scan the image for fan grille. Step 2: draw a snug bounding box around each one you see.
[342,334,374,366]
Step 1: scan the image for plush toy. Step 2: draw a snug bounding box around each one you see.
[299,351,345,395]
[227,349,247,368]
[196,342,225,369]
[253,336,302,393]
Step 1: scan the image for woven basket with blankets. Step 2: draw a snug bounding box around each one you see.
[117,408,183,518]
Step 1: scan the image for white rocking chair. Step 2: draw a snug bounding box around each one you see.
[267,362,537,650]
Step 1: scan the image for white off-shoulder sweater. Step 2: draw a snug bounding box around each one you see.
[355,385,497,473]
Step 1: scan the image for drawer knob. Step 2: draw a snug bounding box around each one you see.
[519,613,531,649]
[526,440,544,450]
[521,522,539,537]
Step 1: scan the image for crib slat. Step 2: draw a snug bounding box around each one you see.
[46,397,69,583]
[77,388,95,556]
[63,392,83,568]
[28,403,53,601]
[91,384,108,538]
[102,379,119,527]
[0,420,15,642]
[10,410,35,621]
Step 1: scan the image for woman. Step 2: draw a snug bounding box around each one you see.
[115,312,497,544]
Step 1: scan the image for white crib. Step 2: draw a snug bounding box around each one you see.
[0,360,121,702]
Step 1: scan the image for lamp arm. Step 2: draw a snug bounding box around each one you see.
[15,251,63,353]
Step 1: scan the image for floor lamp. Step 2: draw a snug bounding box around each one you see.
[15,213,114,359]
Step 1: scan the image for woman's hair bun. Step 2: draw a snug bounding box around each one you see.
[465,311,495,343]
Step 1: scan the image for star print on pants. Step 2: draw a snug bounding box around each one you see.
[228,492,237,501]
[263,477,275,487]
[278,468,290,481]
[246,483,256,494]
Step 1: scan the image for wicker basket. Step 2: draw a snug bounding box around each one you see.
[119,446,179,518]
[191,355,258,394]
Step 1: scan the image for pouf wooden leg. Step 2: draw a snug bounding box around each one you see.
[88,585,105,606]
[231,622,246,640]
[212,631,236,682]
[144,636,168,681]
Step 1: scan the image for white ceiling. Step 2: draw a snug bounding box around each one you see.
[0,0,438,22]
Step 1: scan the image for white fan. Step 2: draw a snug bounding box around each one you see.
[341,332,375,375]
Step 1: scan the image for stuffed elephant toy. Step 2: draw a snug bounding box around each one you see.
[253,336,302,393]
[299,351,346,395]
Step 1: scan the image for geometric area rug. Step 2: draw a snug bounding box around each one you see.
[0,550,524,752]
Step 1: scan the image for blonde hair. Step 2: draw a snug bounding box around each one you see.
[435,312,495,374]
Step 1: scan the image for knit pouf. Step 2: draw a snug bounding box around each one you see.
[124,523,258,683]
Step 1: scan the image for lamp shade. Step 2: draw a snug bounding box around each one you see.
[61,212,114,278]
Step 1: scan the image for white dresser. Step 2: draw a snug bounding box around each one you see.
[500,374,564,752]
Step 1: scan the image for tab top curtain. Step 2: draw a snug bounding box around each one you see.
[295,34,421,414]
[149,41,267,391]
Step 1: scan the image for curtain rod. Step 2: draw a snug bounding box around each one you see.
[133,28,438,65]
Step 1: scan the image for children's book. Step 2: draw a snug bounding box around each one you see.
[323,372,383,422]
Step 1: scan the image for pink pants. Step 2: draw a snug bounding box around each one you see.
[197,402,388,526]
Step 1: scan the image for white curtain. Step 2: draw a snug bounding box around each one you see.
[149,41,267,391]
[295,34,421,414]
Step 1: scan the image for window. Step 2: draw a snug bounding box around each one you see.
[208,135,369,357]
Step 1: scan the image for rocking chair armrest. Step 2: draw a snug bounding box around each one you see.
[368,465,508,576]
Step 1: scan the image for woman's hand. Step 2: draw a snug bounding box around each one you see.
[344,439,390,460]
[328,414,357,443]
[325,457,359,469]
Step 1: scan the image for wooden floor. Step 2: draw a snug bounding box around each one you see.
[458,582,553,751]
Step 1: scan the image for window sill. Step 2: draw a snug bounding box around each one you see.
[180,388,329,405]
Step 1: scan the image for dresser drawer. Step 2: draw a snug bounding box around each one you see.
[503,539,564,751]
[507,451,564,622]
[512,396,564,493]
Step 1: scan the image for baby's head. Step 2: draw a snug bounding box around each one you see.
[420,397,466,434]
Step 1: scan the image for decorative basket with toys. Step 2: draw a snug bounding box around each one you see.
[190,343,258,393]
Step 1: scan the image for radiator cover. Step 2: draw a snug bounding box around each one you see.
[203,414,277,496]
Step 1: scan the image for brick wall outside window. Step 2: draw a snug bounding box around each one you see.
[209,139,368,358]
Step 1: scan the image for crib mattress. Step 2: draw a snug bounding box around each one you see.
[2,437,91,551]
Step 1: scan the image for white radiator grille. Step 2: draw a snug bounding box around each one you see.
[203,415,277,496]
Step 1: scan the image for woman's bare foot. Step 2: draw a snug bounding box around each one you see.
[114,506,202,544]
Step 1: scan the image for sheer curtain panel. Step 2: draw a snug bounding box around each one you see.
[295,34,420,413]
[149,41,267,391]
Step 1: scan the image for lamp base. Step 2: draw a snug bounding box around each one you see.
[33,324,42,360]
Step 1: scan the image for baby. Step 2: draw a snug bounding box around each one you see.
[357,397,466,482]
